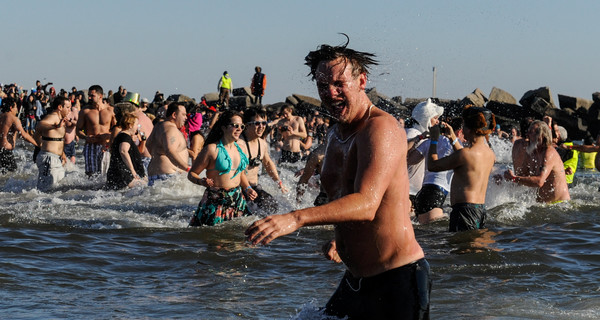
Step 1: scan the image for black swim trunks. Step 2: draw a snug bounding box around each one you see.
[248,184,278,213]
[280,150,301,164]
[449,203,487,232]
[0,148,17,174]
[325,258,431,319]
[414,184,448,216]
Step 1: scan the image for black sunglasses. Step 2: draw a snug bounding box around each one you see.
[249,121,268,126]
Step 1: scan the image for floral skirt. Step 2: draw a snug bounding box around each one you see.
[190,186,250,226]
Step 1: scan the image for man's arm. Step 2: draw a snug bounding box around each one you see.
[427,124,463,172]
[14,117,38,147]
[506,149,555,188]
[246,116,401,245]
[75,109,87,140]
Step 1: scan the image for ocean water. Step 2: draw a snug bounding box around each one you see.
[1,137,599,320]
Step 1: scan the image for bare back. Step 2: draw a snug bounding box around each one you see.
[0,113,20,150]
[449,140,495,205]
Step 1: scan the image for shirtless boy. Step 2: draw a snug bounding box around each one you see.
[0,98,38,173]
[427,107,496,231]
[146,103,190,186]
[277,105,307,164]
[76,85,116,176]
[35,96,71,191]
[245,41,430,319]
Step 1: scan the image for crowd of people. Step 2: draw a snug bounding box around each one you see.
[1,41,600,318]
[0,80,330,217]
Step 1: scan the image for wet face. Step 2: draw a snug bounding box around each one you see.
[315,57,366,124]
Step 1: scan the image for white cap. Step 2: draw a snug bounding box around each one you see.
[411,98,444,132]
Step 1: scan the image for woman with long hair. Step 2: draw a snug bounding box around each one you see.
[188,110,257,226]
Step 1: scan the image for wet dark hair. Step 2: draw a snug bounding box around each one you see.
[243,107,267,124]
[450,117,464,133]
[88,85,103,96]
[205,110,243,145]
[462,106,496,140]
[1,97,16,113]
[49,96,69,112]
[304,33,378,80]
[166,102,183,119]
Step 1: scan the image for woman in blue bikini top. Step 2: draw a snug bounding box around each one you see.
[187,110,258,200]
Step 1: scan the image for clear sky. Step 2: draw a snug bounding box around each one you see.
[2,0,599,106]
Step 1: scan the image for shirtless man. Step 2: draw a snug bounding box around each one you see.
[245,42,429,319]
[76,85,116,176]
[239,107,288,212]
[427,107,496,231]
[504,120,570,203]
[0,98,38,173]
[277,105,307,164]
[63,98,79,164]
[146,102,190,186]
[34,96,71,191]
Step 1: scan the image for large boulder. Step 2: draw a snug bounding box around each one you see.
[228,96,252,110]
[489,87,517,105]
[285,95,299,106]
[202,92,219,103]
[528,96,555,116]
[462,88,487,107]
[557,94,593,112]
[519,86,556,109]
[366,87,409,119]
[232,87,255,99]
[166,94,195,103]
[292,94,322,117]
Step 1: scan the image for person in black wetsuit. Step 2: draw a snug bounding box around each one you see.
[105,113,147,189]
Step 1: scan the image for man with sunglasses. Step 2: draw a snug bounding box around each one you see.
[240,108,288,213]
[146,102,191,186]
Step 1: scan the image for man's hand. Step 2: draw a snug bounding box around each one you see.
[503,169,516,181]
[322,239,342,263]
[245,213,300,245]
